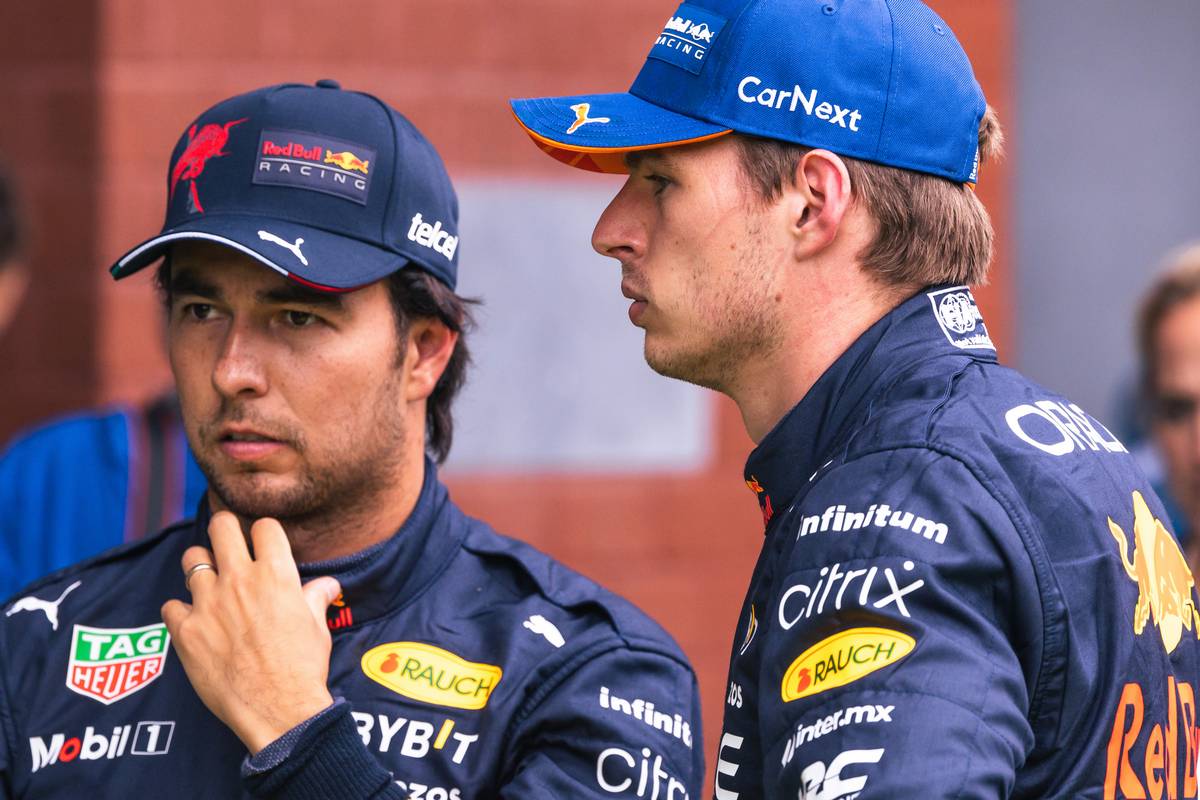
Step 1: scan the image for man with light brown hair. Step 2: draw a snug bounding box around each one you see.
[511,0,1200,795]
[1138,243,1200,576]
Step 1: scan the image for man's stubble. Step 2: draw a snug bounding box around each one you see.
[643,216,785,395]
[192,371,409,536]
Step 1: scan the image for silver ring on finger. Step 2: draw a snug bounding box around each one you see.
[184,562,217,592]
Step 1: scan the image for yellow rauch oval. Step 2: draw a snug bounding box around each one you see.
[361,642,502,710]
[781,627,915,702]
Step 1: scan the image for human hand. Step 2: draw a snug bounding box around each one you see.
[161,511,342,755]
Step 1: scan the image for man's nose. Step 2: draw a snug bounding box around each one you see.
[212,323,268,399]
[591,177,645,262]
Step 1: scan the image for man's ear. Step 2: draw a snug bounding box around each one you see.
[783,149,854,260]
[403,318,458,403]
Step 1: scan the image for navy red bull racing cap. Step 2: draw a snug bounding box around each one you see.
[111,79,461,291]
[511,0,986,184]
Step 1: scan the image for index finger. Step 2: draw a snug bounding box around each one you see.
[208,510,253,573]
[249,517,299,576]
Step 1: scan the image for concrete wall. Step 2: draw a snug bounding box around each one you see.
[1015,0,1200,431]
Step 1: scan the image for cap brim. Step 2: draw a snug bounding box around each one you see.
[110,215,409,292]
[510,93,731,174]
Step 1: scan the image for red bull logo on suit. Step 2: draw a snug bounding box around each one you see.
[1108,490,1200,655]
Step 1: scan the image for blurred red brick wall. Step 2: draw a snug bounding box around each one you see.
[0,1,101,431]
[936,0,1013,351]
[0,0,1011,786]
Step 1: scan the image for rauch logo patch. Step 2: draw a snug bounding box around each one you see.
[781,627,914,702]
[361,642,502,711]
[253,129,376,205]
[66,624,170,705]
[647,3,727,75]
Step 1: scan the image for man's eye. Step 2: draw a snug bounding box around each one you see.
[285,310,318,327]
[646,174,671,195]
[1155,395,1198,424]
[184,303,213,320]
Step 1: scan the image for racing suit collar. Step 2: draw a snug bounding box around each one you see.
[191,458,464,630]
[743,284,998,531]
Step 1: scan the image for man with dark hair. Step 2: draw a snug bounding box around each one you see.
[512,0,1200,796]
[0,81,702,799]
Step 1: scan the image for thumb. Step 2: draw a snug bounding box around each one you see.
[301,576,342,625]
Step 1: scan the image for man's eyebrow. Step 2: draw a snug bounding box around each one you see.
[169,269,221,301]
[624,150,676,174]
[625,150,665,171]
[257,282,346,310]
[168,268,346,310]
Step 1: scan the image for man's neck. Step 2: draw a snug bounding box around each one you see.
[730,274,909,444]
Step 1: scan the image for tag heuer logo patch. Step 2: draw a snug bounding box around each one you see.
[66,624,170,705]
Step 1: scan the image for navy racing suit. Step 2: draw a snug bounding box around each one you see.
[714,286,1200,799]
[0,464,703,799]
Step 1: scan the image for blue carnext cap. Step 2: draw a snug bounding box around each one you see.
[511,0,986,184]
[111,80,461,291]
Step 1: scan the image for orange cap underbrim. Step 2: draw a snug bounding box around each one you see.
[511,109,733,174]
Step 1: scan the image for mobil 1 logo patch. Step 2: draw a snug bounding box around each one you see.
[30,721,175,773]
[254,129,376,205]
[648,3,727,75]
[927,285,995,351]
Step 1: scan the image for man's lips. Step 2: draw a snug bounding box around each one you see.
[216,426,289,462]
[621,280,649,325]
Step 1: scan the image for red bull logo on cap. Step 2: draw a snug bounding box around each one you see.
[648,2,727,76]
[324,150,370,174]
[665,18,714,43]
[253,129,377,205]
